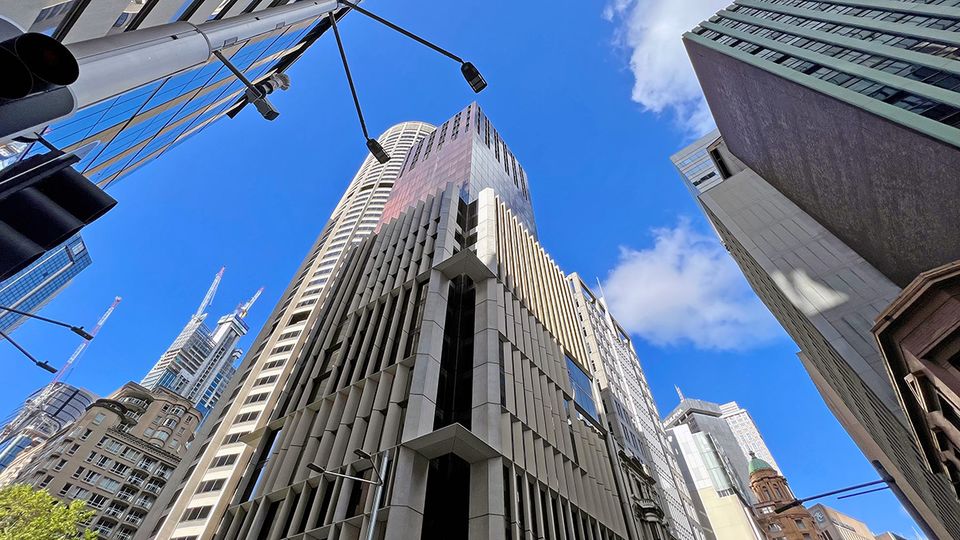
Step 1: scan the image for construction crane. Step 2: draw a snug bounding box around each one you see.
[194,266,225,320]
[237,287,264,319]
[0,296,122,444]
[52,296,122,384]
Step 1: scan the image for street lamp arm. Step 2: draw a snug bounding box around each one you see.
[0,328,58,373]
[0,305,93,339]
[337,0,463,64]
[774,479,887,513]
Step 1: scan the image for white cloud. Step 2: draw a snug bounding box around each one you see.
[604,0,729,136]
[602,220,783,351]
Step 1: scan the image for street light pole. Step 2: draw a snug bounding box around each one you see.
[308,449,389,540]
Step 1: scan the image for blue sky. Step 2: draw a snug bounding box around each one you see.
[0,0,922,536]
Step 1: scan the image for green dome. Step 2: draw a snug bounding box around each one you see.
[748,451,774,475]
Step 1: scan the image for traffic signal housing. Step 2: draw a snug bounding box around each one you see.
[0,150,117,280]
[0,18,79,141]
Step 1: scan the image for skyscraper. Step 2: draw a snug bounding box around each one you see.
[142,120,434,540]
[680,3,960,538]
[0,382,97,473]
[674,135,960,539]
[664,396,762,540]
[569,274,704,540]
[152,103,631,540]
[0,234,91,333]
[683,0,960,287]
[719,402,780,476]
[139,269,260,416]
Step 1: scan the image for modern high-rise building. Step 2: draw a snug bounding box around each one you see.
[719,401,780,476]
[569,274,704,540]
[141,120,434,540]
[148,103,631,540]
[0,234,91,333]
[673,136,960,539]
[139,269,260,416]
[680,3,960,538]
[0,0,352,190]
[0,382,97,473]
[683,0,960,288]
[4,382,201,540]
[664,396,763,540]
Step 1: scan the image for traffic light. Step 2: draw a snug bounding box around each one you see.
[0,18,79,141]
[0,150,117,281]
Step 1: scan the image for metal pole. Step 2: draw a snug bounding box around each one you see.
[338,0,464,64]
[0,305,92,339]
[366,451,389,540]
[0,328,56,373]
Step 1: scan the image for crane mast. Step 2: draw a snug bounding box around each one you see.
[194,266,225,320]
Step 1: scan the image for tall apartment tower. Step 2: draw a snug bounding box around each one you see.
[139,270,259,416]
[154,103,630,540]
[6,382,200,540]
[0,234,91,333]
[664,397,762,540]
[718,402,780,476]
[0,382,97,473]
[680,3,960,538]
[141,121,434,540]
[568,274,704,540]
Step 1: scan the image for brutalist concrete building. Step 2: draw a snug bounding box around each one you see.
[154,104,634,540]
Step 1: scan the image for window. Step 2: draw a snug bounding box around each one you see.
[194,478,225,494]
[565,356,599,421]
[795,519,807,530]
[233,411,259,424]
[222,432,248,445]
[210,454,239,468]
[253,375,279,387]
[92,413,106,425]
[244,393,269,405]
[180,505,212,522]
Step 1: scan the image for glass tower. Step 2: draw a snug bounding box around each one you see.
[0,234,91,334]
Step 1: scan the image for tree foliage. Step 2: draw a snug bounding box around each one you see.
[0,484,97,539]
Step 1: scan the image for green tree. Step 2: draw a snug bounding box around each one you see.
[0,484,97,539]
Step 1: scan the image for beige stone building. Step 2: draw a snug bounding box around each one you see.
[8,382,199,539]
[807,504,874,540]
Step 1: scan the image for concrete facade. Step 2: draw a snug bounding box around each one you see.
[6,382,200,540]
[691,141,960,539]
[206,186,629,539]
[719,402,780,476]
[684,1,960,287]
[807,504,875,540]
[569,275,704,540]
[141,121,434,540]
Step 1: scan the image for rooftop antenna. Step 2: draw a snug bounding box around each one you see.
[195,266,225,320]
[237,287,263,319]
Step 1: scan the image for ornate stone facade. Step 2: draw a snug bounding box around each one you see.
[748,453,817,540]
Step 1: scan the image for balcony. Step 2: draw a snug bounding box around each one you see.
[123,514,143,526]
[143,484,162,495]
[103,506,124,518]
[133,498,154,510]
